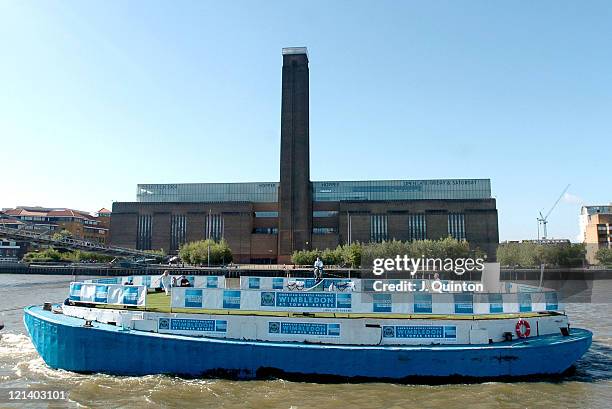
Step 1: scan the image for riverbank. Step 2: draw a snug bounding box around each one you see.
[1,262,611,280]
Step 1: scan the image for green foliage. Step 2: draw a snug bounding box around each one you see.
[145,248,166,257]
[595,247,612,266]
[341,242,362,268]
[496,242,523,267]
[51,229,73,241]
[320,247,343,266]
[291,243,363,267]
[360,237,470,267]
[291,249,320,266]
[23,249,114,263]
[555,243,586,267]
[23,248,63,262]
[497,242,586,267]
[178,239,233,266]
[291,238,471,268]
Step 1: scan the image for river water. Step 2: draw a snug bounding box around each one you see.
[0,274,610,409]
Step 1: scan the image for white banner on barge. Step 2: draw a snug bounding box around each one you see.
[170,287,561,314]
[69,283,147,307]
[85,275,226,289]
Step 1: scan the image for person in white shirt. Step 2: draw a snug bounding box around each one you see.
[155,270,172,295]
[313,257,324,282]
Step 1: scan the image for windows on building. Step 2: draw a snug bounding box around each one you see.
[407,214,426,241]
[205,214,224,241]
[253,227,278,234]
[254,211,279,218]
[448,213,466,240]
[312,179,491,201]
[137,182,279,203]
[370,214,388,242]
[313,211,339,217]
[170,214,186,251]
[136,214,152,250]
[313,227,337,235]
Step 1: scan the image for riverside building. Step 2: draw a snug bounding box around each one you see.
[580,204,612,265]
[110,47,499,263]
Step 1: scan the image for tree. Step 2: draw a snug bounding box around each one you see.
[23,248,114,263]
[321,247,343,266]
[178,241,195,264]
[596,247,612,266]
[52,229,73,241]
[497,242,586,267]
[556,243,586,267]
[23,248,63,262]
[214,239,233,265]
[145,248,166,256]
[497,243,523,267]
[291,238,478,268]
[291,249,320,266]
[178,239,233,266]
[340,243,362,268]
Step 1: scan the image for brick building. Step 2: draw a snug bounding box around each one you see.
[3,206,110,244]
[110,47,499,263]
[580,205,612,264]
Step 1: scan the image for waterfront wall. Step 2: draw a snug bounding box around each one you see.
[0,262,610,280]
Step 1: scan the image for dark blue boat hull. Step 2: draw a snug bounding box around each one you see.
[24,306,592,380]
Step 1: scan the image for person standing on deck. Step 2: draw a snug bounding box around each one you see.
[154,270,172,295]
[314,257,324,282]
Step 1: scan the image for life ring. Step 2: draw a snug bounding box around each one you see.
[515,319,531,338]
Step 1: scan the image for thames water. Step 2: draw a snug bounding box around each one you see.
[0,275,610,409]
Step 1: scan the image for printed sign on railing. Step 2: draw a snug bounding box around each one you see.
[157,317,227,335]
[239,276,360,291]
[170,283,561,315]
[69,282,146,307]
[260,291,352,310]
[85,275,226,289]
[268,321,341,337]
[382,325,457,340]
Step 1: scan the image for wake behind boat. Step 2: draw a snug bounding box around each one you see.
[23,265,592,380]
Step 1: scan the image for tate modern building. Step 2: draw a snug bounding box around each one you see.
[110,48,499,263]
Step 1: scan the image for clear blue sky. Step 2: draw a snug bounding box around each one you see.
[1,1,610,241]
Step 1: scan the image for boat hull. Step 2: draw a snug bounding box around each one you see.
[24,306,592,380]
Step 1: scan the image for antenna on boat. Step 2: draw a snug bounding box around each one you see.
[537,184,570,240]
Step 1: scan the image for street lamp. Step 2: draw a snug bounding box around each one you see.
[207,209,211,268]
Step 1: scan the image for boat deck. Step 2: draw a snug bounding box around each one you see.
[91,291,562,320]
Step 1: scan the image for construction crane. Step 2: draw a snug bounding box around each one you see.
[537,184,570,240]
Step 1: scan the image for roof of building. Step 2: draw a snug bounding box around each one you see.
[0,217,25,225]
[135,179,492,204]
[4,208,44,217]
[4,207,100,221]
[581,205,612,215]
[282,47,308,56]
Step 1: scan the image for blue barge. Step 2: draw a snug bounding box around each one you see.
[24,271,592,380]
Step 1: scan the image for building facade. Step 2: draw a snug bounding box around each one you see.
[2,207,110,244]
[110,47,499,263]
[0,239,25,262]
[580,205,612,265]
